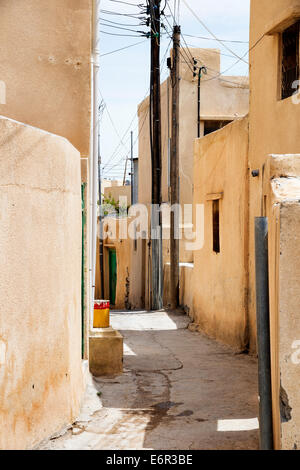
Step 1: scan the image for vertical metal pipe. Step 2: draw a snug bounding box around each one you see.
[255,217,273,450]
[197,68,201,138]
[91,0,101,323]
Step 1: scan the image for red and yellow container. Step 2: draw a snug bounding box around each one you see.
[93,300,110,328]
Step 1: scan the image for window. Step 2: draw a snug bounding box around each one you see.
[204,120,232,136]
[281,21,300,100]
[212,200,220,254]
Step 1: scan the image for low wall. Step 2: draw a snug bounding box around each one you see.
[265,155,300,450]
[192,117,250,350]
[0,116,83,449]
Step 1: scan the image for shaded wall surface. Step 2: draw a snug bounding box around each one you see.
[192,118,249,350]
[0,116,83,449]
[0,0,92,155]
[96,217,143,311]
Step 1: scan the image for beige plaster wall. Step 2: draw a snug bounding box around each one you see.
[104,185,132,206]
[99,217,143,310]
[192,117,250,350]
[264,155,300,450]
[0,0,92,155]
[248,0,300,352]
[138,48,249,265]
[0,116,83,449]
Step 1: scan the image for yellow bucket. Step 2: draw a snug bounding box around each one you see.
[93,300,110,328]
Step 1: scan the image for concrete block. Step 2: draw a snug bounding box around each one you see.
[89,328,123,376]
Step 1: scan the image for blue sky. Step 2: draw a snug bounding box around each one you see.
[99,0,250,180]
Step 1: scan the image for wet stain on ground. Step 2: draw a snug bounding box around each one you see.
[176,410,194,417]
[153,401,183,411]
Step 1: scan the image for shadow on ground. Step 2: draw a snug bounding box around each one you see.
[39,310,259,450]
[90,310,259,450]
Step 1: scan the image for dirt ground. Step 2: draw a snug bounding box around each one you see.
[39,310,259,450]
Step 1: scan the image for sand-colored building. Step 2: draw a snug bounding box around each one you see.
[95,217,142,310]
[138,48,249,214]
[248,0,300,449]
[0,0,95,449]
[103,184,131,206]
[101,179,124,199]
[136,48,249,309]
[97,0,300,449]
[0,0,92,156]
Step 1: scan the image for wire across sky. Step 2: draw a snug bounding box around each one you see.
[99,0,250,180]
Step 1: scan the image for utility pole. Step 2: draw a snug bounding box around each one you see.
[150,0,163,310]
[123,156,128,186]
[170,25,181,309]
[197,66,207,138]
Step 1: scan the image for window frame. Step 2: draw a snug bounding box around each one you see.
[278,20,300,101]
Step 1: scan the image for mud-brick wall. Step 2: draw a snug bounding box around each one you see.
[248,0,300,353]
[0,116,83,449]
[0,0,92,156]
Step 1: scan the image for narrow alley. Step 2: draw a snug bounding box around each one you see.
[40,311,259,451]
[3,0,300,451]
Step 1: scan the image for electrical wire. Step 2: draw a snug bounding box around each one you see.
[102,36,172,177]
[100,9,145,18]
[102,83,151,170]
[186,43,240,60]
[100,30,146,38]
[99,21,148,34]
[108,0,143,6]
[184,33,248,44]
[100,39,147,57]
[101,0,265,179]
[181,0,248,64]
[163,5,195,64]
[100,17,145,27]
[163,2,249,85]
[100,92,130,156]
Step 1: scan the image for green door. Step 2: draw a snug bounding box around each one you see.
[109,249,117,306]
[81,183,86,359]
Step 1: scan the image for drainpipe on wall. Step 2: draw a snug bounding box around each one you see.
[90,0,101,325]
